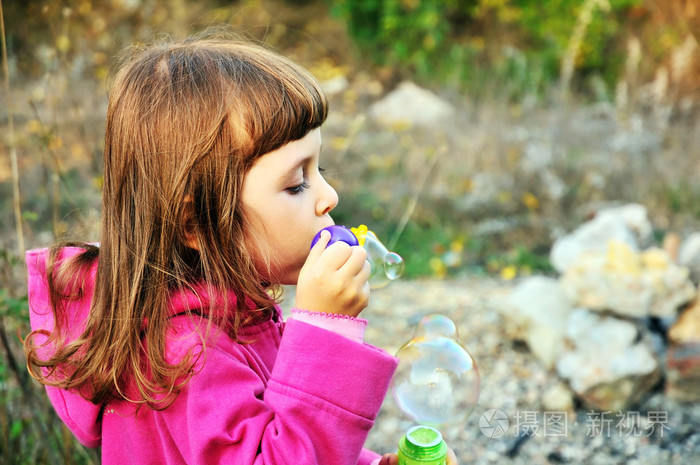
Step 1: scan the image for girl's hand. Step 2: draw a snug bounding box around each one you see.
[377,447,459,465]
[295,230,371,318]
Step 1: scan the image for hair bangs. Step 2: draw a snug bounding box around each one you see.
[216,44,329,162]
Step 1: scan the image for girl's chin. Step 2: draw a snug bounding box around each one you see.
[281,274,301,286]
[255,259,302,285]
[268,269,301,287]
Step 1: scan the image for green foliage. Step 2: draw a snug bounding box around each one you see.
[391,221,456,278]
[664,182,700,217]
[0,279,96,465]
[515,0,642,88]
[329,0,470,75]
[329,0,643,98]
[0,289,28,319]
[486,244,554,277]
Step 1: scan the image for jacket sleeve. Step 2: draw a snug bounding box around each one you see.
[158,319,397,465]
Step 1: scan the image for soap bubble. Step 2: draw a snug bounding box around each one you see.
[384,252,404,281]
[413,313,458,339]
[391,314,480,427]
[363,231,404,289]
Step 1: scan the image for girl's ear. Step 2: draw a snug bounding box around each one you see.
[182,196,200,251]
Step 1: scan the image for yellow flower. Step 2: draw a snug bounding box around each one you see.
[25,119,42,135]
[350,224,368,246]
[56,35,71,53]
[48,136,63,152]
[500,265,518,281]
[331,137,349,151]
[523,192,540,211]
[430,257,447,279]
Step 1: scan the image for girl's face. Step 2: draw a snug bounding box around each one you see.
[241,128,338,284]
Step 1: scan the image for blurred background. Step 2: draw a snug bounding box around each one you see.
[1,0,700,463]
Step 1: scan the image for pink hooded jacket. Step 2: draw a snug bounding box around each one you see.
[27,247,398,464]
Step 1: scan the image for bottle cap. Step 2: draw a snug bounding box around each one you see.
[398,425,447,464]
[406,425,442,448]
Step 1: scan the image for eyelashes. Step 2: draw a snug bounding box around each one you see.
[286,181,310,195]
[286,166,325,195]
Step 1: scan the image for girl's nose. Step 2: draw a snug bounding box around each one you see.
[316,178,339,216]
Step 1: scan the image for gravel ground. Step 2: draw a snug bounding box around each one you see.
[293,277,700,465]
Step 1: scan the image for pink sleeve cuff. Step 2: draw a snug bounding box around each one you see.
[289,308,367,344]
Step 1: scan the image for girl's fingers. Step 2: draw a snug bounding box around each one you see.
[306,233,368,277]
[306,229,331,264]
[317,241,355,271]
[298,238,370,316]
[360,256,371,280]
[339,245,368,275]
[447,447,459,465]
[353,258,371,287]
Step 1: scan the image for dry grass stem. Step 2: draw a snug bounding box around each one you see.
[0,0,24,256]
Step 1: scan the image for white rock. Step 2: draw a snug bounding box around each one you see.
[551,214,637,274]
[368,81,455,127]
[542,382,575,413]
[550,203,654,274]
[556,309,660,410]
[597,204,654,247]
[321,76,349,96]
[503,276,574,369]
[679,232,700,283]
[560,242,697,318]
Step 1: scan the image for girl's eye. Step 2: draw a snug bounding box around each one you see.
[286,181,310,195]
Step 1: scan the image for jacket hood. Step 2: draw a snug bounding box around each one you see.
[26,247,103,448]
[26,247,278,448]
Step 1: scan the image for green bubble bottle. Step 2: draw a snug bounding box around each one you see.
[397,425,447,465]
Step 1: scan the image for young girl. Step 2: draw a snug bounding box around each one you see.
[24,36,415,465]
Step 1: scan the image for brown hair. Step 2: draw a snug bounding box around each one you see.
[25,36,328,408]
